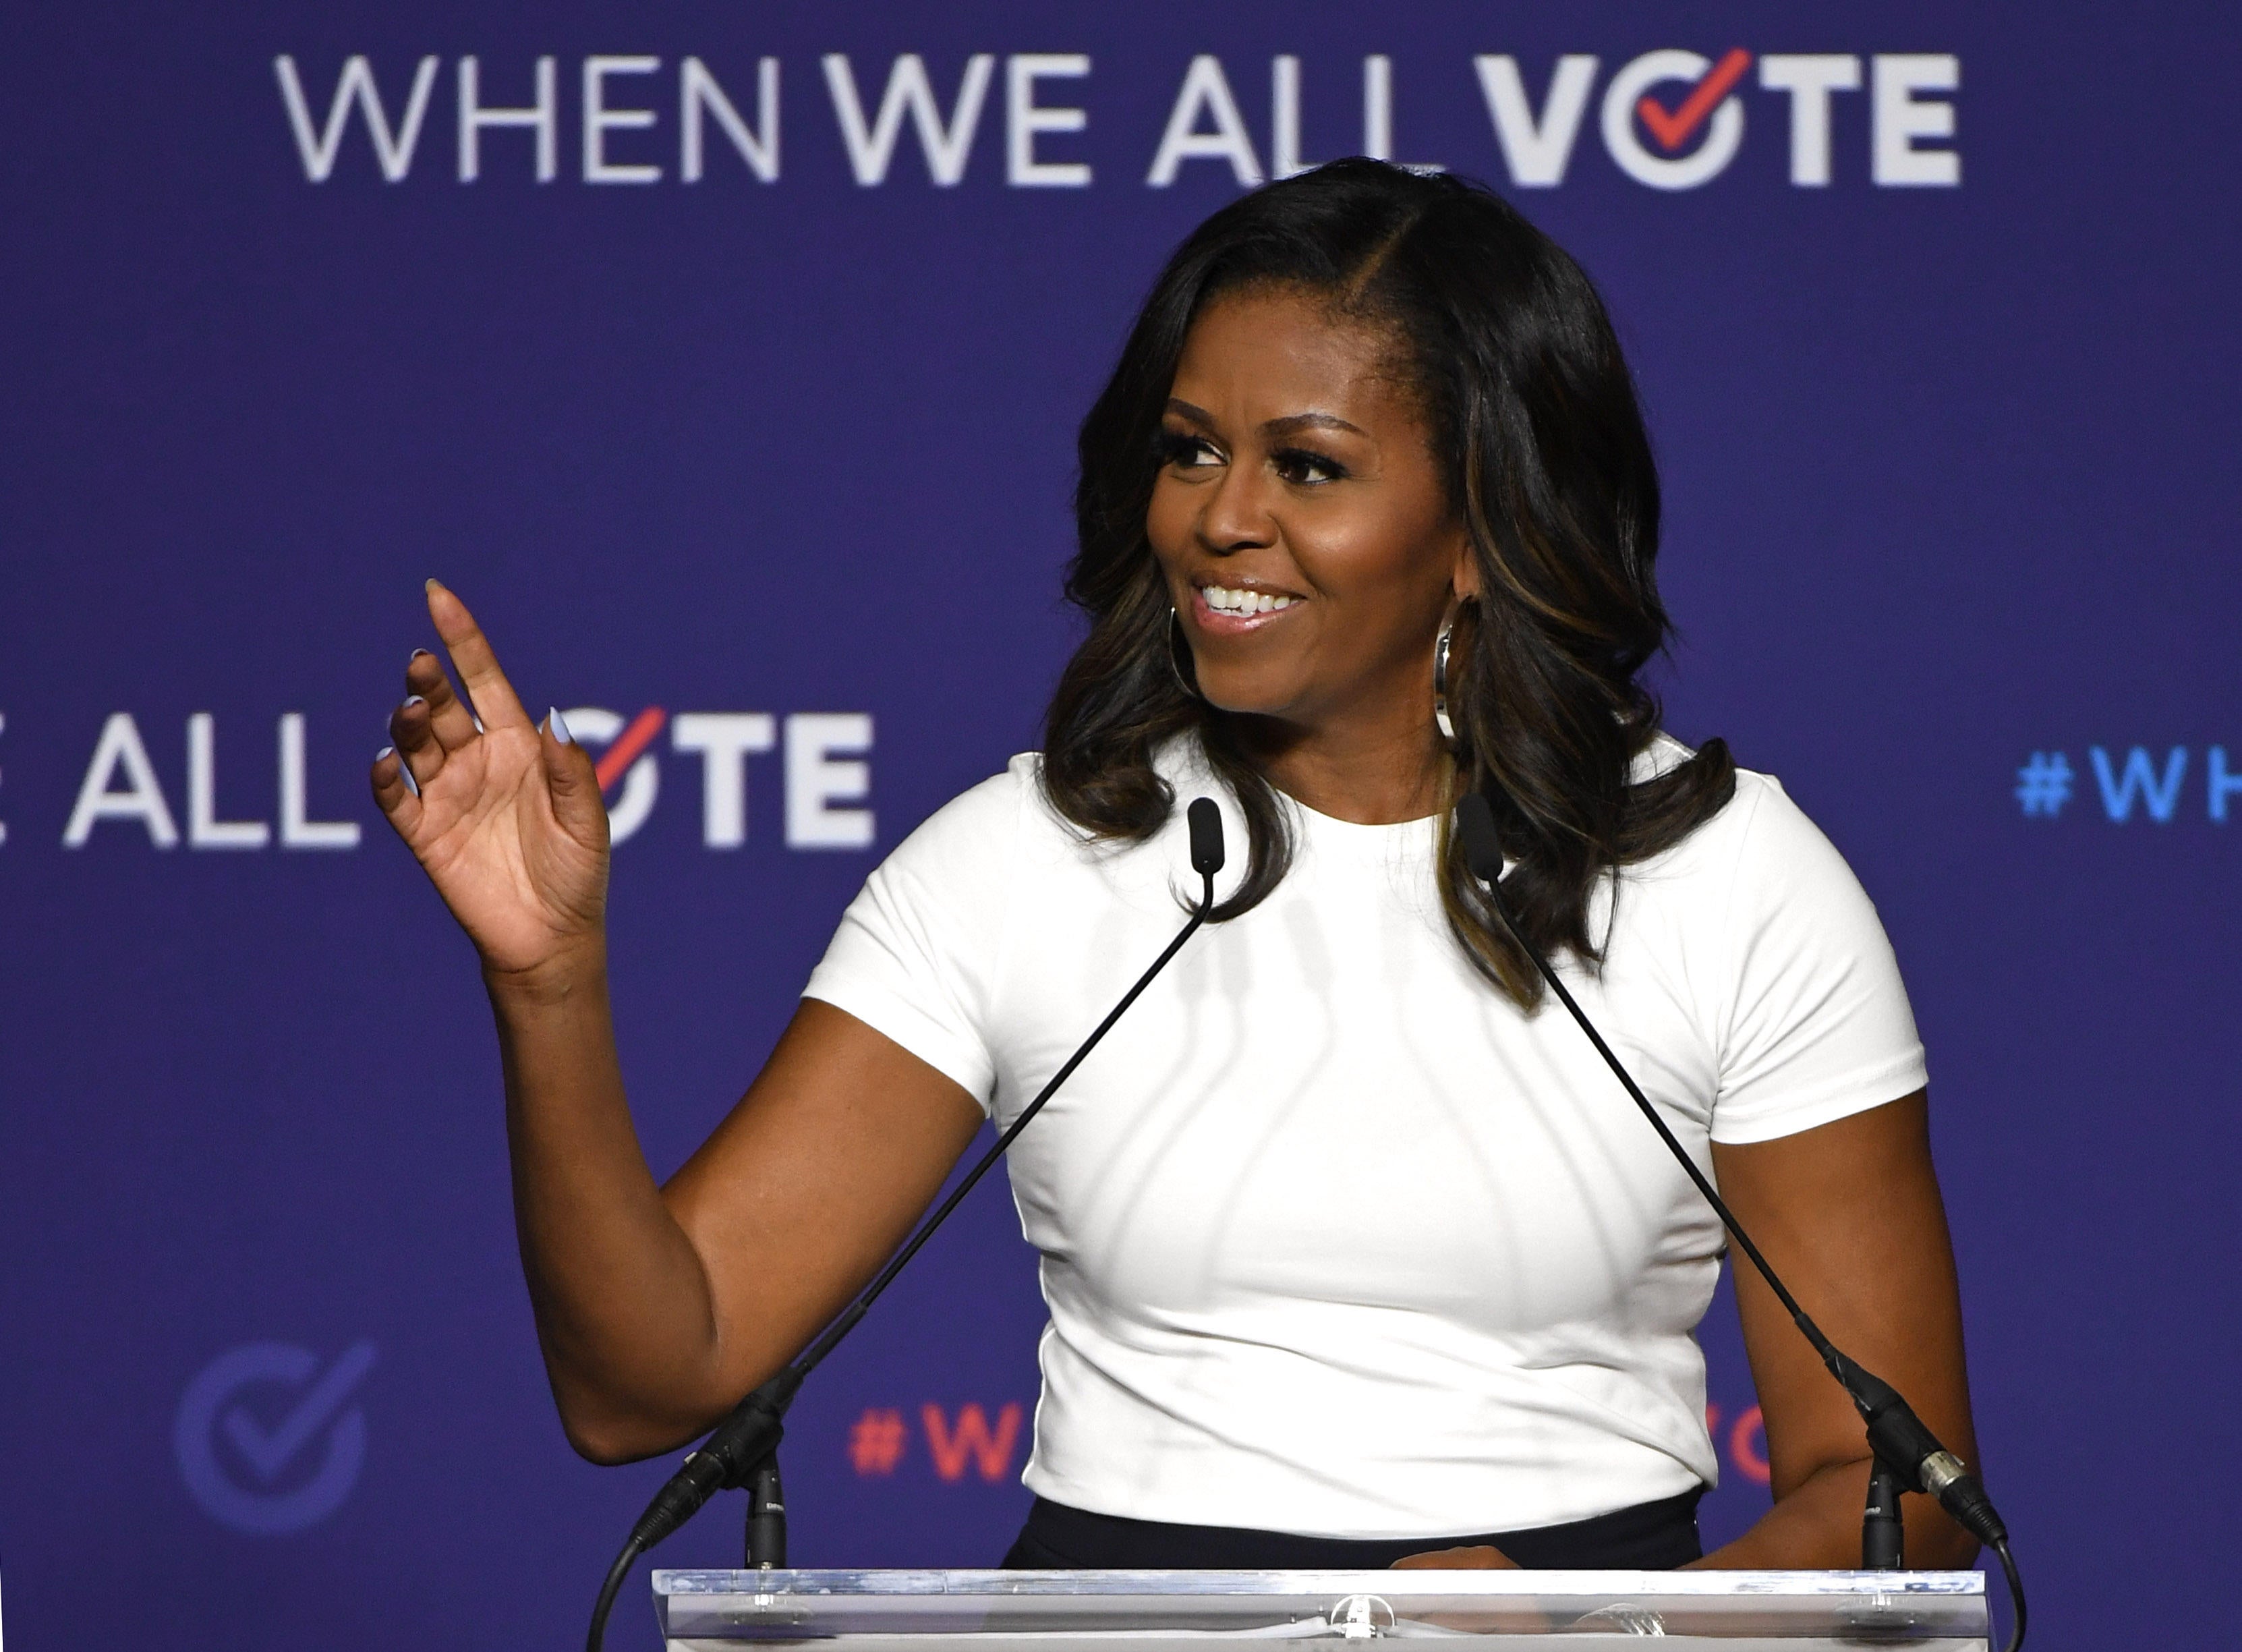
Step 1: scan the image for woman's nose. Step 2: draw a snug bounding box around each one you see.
[1197,461,1276,555]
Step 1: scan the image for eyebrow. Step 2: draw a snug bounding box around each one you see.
[1164,399,1367,440]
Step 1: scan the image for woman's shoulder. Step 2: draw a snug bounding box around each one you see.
[1627,735,1858,899]
[880,754,1041,878]
[1626,741,1922,1140]
[933,752,1044,830]
[1623,743,1897,998]
[877,751,1114,888]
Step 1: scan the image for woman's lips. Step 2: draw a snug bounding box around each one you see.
[1189,583,1304,635]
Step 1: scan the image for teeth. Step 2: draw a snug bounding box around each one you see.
[1203,585,1296,615]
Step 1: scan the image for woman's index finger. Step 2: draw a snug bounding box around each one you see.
[425,580,533,731]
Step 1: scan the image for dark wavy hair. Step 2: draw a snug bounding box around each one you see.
[1040,159,1734,1007]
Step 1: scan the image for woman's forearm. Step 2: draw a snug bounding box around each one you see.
[1690,1456,1978,1570]
[488,940,730,1461]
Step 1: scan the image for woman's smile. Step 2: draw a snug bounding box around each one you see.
[1190,578,1306,635]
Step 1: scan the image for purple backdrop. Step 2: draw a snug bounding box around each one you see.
[2,3,2235,1647]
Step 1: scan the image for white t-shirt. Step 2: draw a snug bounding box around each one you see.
[803,737,1926,1539]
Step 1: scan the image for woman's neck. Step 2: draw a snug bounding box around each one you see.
[1232,710,1454,826]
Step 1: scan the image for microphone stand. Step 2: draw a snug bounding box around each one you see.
[747,1457,785,1568]
[1454,793,2023,1651]
[1864,1459,1907,1571]
[585,800,1228,1651]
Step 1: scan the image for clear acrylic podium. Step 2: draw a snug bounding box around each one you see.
[654,1570,1989,1649]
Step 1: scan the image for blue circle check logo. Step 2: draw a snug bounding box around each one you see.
[174,1341,377,1534]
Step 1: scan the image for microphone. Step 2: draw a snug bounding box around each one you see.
[1454,795,2020,1636]
[587,798,1228,1651]
[1188,792,1226,878]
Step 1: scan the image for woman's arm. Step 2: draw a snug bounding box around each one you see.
[496,980,984,1464]
[1693,1090,1979,1569]
[376,584,985,1465]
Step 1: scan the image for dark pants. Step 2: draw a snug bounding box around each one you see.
[1003,1487,1705,1570]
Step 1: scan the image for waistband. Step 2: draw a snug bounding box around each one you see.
[1003,1485,1706,1571]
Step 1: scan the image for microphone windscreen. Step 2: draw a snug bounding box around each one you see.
[1187,797,1226,876]
[1456,792,1506,883]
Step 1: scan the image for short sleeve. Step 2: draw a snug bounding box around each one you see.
[1707,774,1928,1144]
[800,763,1027,1113]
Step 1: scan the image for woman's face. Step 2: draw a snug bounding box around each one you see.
[1148,285,1474,735]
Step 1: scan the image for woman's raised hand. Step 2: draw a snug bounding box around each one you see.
[371,581,611,981]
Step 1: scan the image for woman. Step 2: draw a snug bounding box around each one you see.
[372,160,1977,1571]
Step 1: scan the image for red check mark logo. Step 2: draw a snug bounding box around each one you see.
[594,706,668,792]
[1637,49,1753,152]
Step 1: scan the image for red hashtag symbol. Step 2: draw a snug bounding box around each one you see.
[849,1407,909,1475]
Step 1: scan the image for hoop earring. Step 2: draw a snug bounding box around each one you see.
[1168,607,1203,702]
[1433,615,1459,744]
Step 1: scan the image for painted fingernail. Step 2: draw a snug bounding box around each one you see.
[471,715,485,734]
[409,648,432,663]
[548,708,574,745]
[403,694,427,710]
[424,577,441,592]
[399,762,420,797]
[376,745,395,764]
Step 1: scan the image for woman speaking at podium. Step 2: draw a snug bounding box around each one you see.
[373,160,1978,1572]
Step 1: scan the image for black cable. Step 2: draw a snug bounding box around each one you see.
[585,1534,645,1652]
[1993,1537,2027,1652]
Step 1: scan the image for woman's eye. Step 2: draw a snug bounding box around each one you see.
[1160,432,1221,469]
[1274,448,1344,486]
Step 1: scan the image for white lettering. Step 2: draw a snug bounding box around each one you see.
[823,54,995,187]
[1872,54,1960,186]
[188,713,270,849]
[583,55,662,184]
[1362,55,1395,160]
[784,714,874,849]
[1601,50,1746,190]
[682,56,779,183]
[63,713,178,849]
[1270,57,1313,181]
[1008,54,1090,187]
[1474,55,1598,188]
[275,55,439,183]
[457,56,558,183]
[279,714,360,849]
[1758,55,1860,187]
[670,713,776,847]
[1147,55,1263,187]
[1359,56,1438,171]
